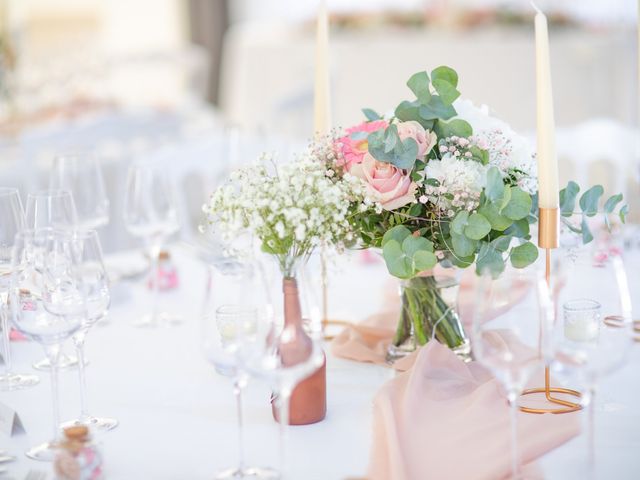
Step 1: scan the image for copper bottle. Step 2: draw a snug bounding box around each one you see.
[271,277,326,425]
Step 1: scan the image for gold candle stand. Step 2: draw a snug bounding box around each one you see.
[519,207,582,414]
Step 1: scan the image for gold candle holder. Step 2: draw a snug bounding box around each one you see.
[519,207,582,414]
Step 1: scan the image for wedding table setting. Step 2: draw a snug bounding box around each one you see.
[1,2,640,480]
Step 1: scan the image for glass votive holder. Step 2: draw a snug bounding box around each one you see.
[563,299,601,343]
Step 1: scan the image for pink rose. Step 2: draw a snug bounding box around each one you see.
[396,121,437,158]
[335,120,388,172]
[351,154,418,211]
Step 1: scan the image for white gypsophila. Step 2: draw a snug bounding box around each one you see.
[423,154,487,213]
[454,98,537,194]
[203,152,368,276]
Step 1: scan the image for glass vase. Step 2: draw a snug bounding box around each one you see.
[386,274,471,363]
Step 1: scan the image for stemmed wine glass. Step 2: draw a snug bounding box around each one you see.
[9,229,84,461]
[0,187,39,390]
[25,189,80,370]
[471,266,551,480]
[123,164,180,327]
[49,153,110,230]
[60,229,117,431]
[549,230,633,478]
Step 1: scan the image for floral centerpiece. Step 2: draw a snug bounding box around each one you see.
[309,66,628,361]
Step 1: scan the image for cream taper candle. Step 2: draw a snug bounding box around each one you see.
[533,5,559,209]
[313,0,331,137]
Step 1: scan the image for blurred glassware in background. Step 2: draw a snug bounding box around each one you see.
[25,189,80,371]
[60,229,118,432]
[49,153,110,230]
[25,190,78,231]
[0,187,39,390]
[123,163,180,327]
[549,226,633,478]
[10,229,84,461]
[472,266,550,480]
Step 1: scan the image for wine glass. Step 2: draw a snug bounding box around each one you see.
[201,302,278,479]
[49,153,110,230]
[9,229,84,461]
[471,266,550,479]
[241,301,325,479]
[25,189,78,231]
[123,164,180,327]
[549,229,633,477]
[0,187,39,390]
[25,189,80,371]
[60,229,117,431]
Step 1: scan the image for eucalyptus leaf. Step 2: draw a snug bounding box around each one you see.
[581,215,594,243]
[407,71,431,104]
[350,131,368,141]
[431,66,459,87]
[579,185,604,217]
[510,241,539,268]
[432,78,460,105]
[502,187,532,220]
[433,119,472,139]
[619,204,629,223]
[382,240,412,279]
[451,232,477,257]
[402,235,434,258]
[414,250,437,271]
[382,225,412,246]
[479,203,512,231]
[504,218,530,239]
[485,167,504,202]
[464,212,491,240]
[362,108,381,121]
[603,193,623,214]
[475,242,505,277]
[419,96,456,121]
[384,125,398,153]
[451,210,469,235]
[490,235,513,252]
[450,253,475,268]
[559,181,580,216]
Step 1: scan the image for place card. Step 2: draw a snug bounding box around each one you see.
[0,402,25,437]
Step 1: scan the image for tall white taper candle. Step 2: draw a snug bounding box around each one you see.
[533,4,559,209]
[314,0,331,136]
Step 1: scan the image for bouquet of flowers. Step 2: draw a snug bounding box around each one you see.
[309,66,628,360]
[202,153,367,278]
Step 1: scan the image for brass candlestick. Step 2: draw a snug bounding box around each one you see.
[519,207,582,414]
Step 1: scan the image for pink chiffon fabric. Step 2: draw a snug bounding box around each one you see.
[331,270,580,480]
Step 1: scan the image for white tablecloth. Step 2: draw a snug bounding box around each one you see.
[3,247,640,479]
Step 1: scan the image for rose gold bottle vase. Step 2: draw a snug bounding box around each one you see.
[271,278,326,425]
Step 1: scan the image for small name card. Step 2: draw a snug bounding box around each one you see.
[0,402,24,437]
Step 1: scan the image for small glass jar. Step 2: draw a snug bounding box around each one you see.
[54,426,103,480]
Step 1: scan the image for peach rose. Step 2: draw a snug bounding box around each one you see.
[396,121,437,158]
[335,120,388,172]
[351,153,417,211]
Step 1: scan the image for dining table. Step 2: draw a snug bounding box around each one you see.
[2,243,640,479]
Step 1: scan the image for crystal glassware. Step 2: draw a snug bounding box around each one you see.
[549,232,633,478]
[9,229,84,461]
[0,187,39,390]
[123,164,180,327]
[471,266,550,479]
[49,153,110,230]
[60,229,117,431]
[25,189,80,371]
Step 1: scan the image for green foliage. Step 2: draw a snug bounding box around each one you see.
[367,127,419,169]
[502,187,532,220]
[362,108,381,121]
[579,185,604,217]
[464,213,491,240]
[381,226,437,279]
[485,167,505,202]
[433,119,472,139]
[559,181,579,216]
[510,241,538,268]
[406,71,431,104]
